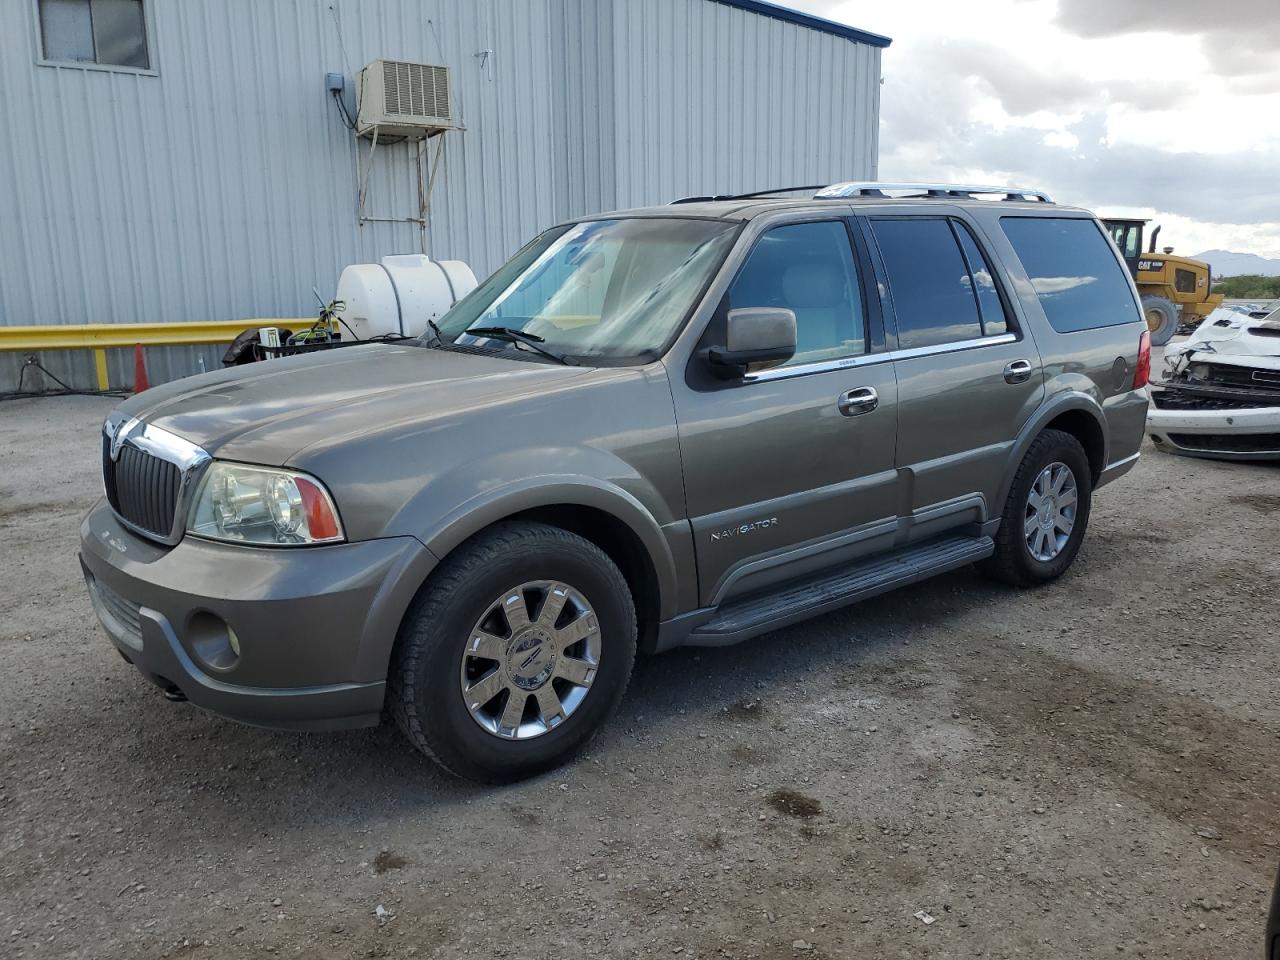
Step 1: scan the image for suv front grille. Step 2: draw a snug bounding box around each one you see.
[103,437,182,539]
[1151,390,1273,411]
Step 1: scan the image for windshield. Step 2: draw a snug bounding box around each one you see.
[430,217,738,361]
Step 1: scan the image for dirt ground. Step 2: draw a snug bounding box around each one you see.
[1,394,1278,960]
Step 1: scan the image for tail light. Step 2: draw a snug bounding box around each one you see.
[1133,330,1151,389]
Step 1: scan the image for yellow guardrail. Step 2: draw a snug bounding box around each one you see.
[0,320,309,391]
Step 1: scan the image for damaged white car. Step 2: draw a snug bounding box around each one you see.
[1148,306,1280,460]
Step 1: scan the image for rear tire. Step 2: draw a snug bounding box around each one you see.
[1142,294,1179,346]
[982,429,1092,587]
[389,522,636,783]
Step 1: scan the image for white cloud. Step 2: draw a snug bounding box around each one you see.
[786,0,1280,257]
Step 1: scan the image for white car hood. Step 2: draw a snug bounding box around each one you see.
[1165,307,1280,375]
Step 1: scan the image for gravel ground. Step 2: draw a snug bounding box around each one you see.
[1,394,1278,960]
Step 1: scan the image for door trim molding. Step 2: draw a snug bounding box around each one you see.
[745,332,1018,384]
[709,516,898,605]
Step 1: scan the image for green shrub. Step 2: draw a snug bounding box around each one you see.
[1212,275,1280,299]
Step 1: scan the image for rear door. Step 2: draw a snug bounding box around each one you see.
[861,211,1044,540]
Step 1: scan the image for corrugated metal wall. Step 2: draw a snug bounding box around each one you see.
[608,0,881,209]
[0,0,881,391]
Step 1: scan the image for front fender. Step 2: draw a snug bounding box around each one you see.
[390,457,685,621]
[994,390,1108,516]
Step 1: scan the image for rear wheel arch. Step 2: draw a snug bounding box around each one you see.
[997,398,1107,514]
[1043,408,1105,484]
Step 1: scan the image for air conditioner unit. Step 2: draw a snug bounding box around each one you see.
[356,59,454,140]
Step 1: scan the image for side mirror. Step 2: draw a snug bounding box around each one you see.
[708,308,797,376]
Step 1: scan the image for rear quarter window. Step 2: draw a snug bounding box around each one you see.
[1000,217,1141,333]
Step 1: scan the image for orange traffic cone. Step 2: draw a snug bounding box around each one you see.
[133,343,150,392]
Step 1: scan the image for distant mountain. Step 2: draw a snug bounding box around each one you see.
[1192,249,1280,277]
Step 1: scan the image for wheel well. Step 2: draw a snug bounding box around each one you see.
[506,505,662,652]
[1044,410,1105,483]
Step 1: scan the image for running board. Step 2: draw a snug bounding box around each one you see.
[686,535,994,647]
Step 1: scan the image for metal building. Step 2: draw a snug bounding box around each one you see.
[0,0,889,391]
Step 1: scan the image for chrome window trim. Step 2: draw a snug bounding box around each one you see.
[891,331,1016,361]
[744,332,1018,383]
[103,415,211,545]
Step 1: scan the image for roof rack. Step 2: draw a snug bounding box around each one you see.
[816,181,1054,202]
[669,181,1054,205]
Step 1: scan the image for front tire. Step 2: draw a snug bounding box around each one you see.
[1142,294,1180,347]
[983,429,1092,587]
[389,522,636,783]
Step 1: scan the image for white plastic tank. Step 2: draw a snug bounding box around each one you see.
[335,254,478,339]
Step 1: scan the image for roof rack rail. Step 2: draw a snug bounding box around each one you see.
[670,181,1055,205]
[670,185,828,204]
[815,181,1054,203]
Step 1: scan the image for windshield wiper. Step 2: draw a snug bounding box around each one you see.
[462,326,578,366]
[425,319,443,344]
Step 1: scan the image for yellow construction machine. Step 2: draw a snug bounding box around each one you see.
[1105,219,1223,346]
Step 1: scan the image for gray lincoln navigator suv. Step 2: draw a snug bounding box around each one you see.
[80,182,1150,782]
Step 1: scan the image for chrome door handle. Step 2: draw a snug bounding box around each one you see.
[838,386,879,416]
[1003,359,1034,384]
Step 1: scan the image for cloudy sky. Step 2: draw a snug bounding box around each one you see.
[790,0,1280,258]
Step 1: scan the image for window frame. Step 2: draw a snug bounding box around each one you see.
[687,213,889,387]
[724,217,872,371]
[999,214,1146,335]
[31,0,158,76]
[861,213,1021,356]
[1107,222,1141,261]
[950,218,1015,338]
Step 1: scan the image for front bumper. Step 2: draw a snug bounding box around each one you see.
[79,499,436,731]
[1147,394,1280,460]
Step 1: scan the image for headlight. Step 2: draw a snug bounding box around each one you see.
[187,462,344,546]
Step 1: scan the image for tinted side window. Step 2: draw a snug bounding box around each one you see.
[1001,218,1142,333]
[870,218,982,349]
[953,222,1009,336]
[729,221,866,365]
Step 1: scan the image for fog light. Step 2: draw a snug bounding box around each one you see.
[187,612,239,671]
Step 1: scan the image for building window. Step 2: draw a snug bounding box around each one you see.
[38,0,150,70]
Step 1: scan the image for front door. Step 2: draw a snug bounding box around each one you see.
[670,217,899,606]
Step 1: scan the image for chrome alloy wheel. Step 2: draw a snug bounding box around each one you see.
[1024,461,1078,562]
[458,580,602,740]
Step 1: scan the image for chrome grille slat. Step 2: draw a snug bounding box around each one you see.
[103,431,186,541]
[101,416,210,545]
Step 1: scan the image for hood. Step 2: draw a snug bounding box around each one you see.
[117,343,592,463]
[1165,307,1280,376]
